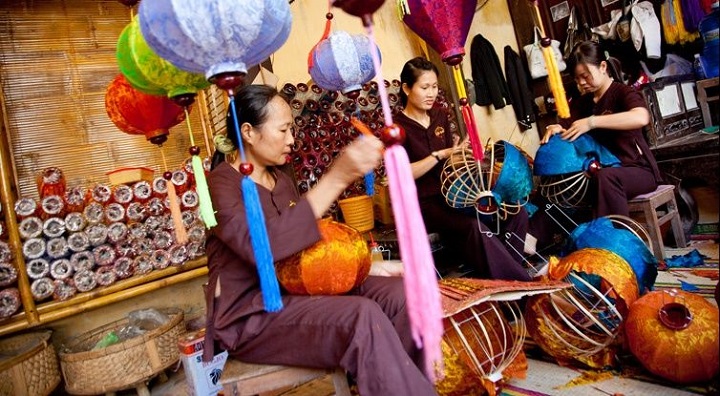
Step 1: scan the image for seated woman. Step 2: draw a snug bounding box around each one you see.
[203,84,437,396]
[541,41,663,218]
[395,57,531,281]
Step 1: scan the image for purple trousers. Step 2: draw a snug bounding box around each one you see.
[225,276,438,396]
[420,196,531,281]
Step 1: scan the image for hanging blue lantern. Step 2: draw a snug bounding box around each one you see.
[138,0,292,80]
[309,30,379,94]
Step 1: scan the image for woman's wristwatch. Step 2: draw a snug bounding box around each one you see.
[431,151,441,162]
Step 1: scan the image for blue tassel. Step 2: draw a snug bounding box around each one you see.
[364,171,375,196]
[242,176,283,312]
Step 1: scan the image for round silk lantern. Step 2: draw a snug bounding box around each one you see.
[105,74,185,145]
[401,0,476,65]
[117,17,209,101]
[534,134,621,208]
[276,220,371,295]
[626,290,719,384]
[570,217,658,294]
[138,0,292,80]
[309,30,379,95]
[441,140,532,219]
[525,248,639,368]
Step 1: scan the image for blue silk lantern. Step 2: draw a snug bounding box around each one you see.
[137,0,293,313]
[117,17,210,101]
[534,134,621,208]
[138,0,292,79]
[309,30,379,94]
[569,217,658,294]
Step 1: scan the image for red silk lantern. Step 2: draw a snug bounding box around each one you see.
[105,74,185,145]
[332,0,385,18]
[276,219,371,295]
[401,0,476,66]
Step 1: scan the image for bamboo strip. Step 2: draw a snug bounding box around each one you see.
[0,82,38,325]
[0,266,208,337]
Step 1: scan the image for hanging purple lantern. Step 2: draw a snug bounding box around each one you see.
[138,0,292,80]
[309,30,380,95]
[401,0,476,66]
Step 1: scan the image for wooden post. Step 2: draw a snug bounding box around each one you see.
[0,82,38,325]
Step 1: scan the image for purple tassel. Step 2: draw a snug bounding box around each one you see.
[680,0,705,31]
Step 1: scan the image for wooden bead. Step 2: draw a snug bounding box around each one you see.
[163,171,173,180]
[189,146,201,156]
[239,163,254,176]
[380,124,405,146]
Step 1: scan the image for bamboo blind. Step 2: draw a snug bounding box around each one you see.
[0,0,213,200]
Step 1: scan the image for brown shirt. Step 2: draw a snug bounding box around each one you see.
[397,107,455,199]
[564,81,662,182]
[204,162,321,352]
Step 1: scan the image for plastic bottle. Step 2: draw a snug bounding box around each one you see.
[694,54,707,80]
[370,242,384,262]
[699,1,719,78]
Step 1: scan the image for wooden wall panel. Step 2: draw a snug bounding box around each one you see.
[0,0,210,199]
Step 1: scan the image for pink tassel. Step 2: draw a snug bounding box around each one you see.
[385,145,444,381]
[461,105,484,161]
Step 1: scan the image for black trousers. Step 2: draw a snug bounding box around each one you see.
[590,166,658,217]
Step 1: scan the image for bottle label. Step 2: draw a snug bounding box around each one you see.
[703,28,719,42]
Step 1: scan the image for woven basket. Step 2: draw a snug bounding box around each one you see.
[0,331,61,396]
[59,308,184,395]
[338,195,374,233]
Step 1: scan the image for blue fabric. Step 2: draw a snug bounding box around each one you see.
[570,217,658,294]
[309,31,379,93]
[534,134,621,176]
[680,280,700,291]
[492,141,532,204]
[665,249,707,268]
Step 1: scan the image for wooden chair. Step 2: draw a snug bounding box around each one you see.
[220,359,352,396]
[628,184,687,260]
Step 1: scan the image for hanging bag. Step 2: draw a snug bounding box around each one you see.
[616,0,633,42]
[523,26,567,79]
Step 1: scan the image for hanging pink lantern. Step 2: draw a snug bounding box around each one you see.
[401,0,476,66]
[138,0,292,82]
[309,30,380,95]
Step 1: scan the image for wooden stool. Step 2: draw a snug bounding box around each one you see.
[221,359,352,396]
[628,184,687,260]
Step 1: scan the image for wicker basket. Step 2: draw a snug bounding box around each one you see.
[338,195,374,232]
[59,308,184,395]
[0,331,61,396]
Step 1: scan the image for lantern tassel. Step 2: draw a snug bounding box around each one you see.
[364,171,375,196]
[184,107,217,228]
[364,21,443,381]
[396,0,411,18]
[191,155,217,228]
[167,182,189,245]
[242,176,283,312]
[531,0,570,119]
[385,145,444,381]
[229,96,283,312]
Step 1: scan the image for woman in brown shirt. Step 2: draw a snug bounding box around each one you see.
[396,57,531,281]
[541,41,662,217]
[204,84,437,396]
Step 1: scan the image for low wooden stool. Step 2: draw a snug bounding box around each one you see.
[628,184,687,260]
[221,359,352,396]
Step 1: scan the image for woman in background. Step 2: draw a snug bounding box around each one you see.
[395,56,531,281]
[204,84,437,396]
[541,41,662,218]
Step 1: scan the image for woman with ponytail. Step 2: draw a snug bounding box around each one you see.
[204,84,437,396]
[541,41,663,218]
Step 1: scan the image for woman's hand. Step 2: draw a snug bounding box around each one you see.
[331,136,384,185]
[561,117,593,142]
[541,124,564,144]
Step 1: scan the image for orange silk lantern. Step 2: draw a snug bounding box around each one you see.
[276,219,371,295]
[625,290,719,384]
[105,74,185,146]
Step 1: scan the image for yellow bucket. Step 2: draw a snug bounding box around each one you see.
[338,195,374,233]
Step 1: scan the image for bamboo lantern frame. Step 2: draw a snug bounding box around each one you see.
[0,0,221,337]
